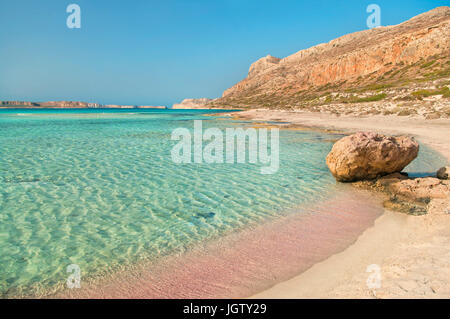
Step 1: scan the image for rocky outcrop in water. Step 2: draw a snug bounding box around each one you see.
[326,132,419,182]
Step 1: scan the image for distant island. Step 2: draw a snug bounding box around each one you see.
[0,100,167,109]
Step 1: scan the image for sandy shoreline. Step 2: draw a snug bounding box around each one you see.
[50,109,450,299]
[229,110,450,298]
[55,110,449,299]
[228,109,450,160]
[54,187,384,298]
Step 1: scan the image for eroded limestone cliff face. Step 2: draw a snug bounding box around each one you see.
[212,7,450,110]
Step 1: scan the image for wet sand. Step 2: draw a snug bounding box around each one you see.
[55,110,450,299]
[238,110,450,298]
[55,187,384,298]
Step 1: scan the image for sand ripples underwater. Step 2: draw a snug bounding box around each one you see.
[0,109,445,297]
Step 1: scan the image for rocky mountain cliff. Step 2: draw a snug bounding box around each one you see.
[172,98,213,109]
[210,6,450,114]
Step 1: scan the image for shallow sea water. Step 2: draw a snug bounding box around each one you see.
[0,108,446,297]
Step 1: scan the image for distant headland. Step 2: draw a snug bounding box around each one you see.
[0,100,167,109]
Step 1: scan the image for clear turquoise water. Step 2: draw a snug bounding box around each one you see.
[0,109,446,297]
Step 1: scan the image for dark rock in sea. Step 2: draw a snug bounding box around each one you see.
[195,212,216,219]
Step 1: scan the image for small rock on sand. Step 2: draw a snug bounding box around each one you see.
[437,166,450,180]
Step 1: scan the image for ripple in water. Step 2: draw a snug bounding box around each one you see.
[0,109,446,297]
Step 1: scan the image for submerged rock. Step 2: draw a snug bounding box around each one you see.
[326,132,419,182]
[437,166,450,180]
[195,212,216,219]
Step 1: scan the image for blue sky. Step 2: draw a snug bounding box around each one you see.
[0,0,447,106]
